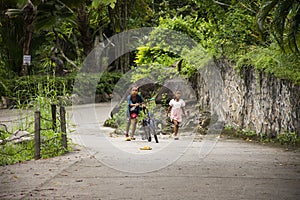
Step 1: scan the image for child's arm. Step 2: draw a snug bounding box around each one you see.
[166,105,172,117]
[130,103,139,107]
[166,99,173,118]
[128,96,138,107]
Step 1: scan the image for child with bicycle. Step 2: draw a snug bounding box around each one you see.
[166,90,186,140]
[125,86,145,141]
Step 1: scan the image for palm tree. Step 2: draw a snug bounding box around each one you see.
[5,0,37,75]
[0,1,24,75]
[4,0,117,75]
[256,0,300,54]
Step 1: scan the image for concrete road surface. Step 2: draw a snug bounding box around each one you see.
[0,103,299,199]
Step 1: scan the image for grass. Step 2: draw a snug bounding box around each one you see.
[0,84,73,166]
[221,125,300,150]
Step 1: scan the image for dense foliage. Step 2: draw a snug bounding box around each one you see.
[0,0,299,154]
[0,1,299,87]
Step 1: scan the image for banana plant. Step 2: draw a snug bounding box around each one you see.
[256,0,300,54]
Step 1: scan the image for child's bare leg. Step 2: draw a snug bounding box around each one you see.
[173,120,179,136]
[125,118,131,137]
[131,118,137,138]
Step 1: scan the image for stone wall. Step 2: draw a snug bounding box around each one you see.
[194,59,300,136]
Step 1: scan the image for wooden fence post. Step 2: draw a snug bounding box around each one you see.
[51,104,56,132]
[60,105,67,151]
[34,111,41,160]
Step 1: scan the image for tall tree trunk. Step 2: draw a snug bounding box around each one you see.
[20,0,36,76]
[77,3,93,56]
[107,0,132,73]
[108,5,119,71]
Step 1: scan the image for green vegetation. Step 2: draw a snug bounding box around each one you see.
[1,1,299,92]
[222,125,300,147]
[0,88,72,166]
[236,45,300,84]
[0,0,299,162]
[132,1,300,84]
[0,72,121,107]
[0,130,69,166]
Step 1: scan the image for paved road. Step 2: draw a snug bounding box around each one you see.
[0,103,299,199]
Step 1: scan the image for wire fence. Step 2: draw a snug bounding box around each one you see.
[0,104,68,164]
[0,115,34,135]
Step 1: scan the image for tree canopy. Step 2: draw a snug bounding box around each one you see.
[0,0,299,97]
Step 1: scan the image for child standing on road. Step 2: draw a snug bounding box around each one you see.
[166,90,186,140]
[125,86,144,141]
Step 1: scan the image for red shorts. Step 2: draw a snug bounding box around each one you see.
[130,113,138,119]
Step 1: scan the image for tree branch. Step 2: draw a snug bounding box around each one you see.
[212,0,230,7]
[59,48,78,69]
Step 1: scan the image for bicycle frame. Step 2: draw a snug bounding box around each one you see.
[141,107,159,143]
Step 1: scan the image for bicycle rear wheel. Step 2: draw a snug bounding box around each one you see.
[154,134,158,143]
[151,127,158,143]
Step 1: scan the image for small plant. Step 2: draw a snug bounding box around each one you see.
[221,124,300,147]
[103,117,118,128]
[0,80,8,97]
[0,141,35,166]
[40,130,71,158]
[224,125,235,131]
[276,132,299,146]
[242,130,258,139]
[222,125,237,136]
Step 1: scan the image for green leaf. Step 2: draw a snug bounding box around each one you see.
[256,0,279,41]
[91,0,117,8]
[272,0,294,49]
[5,9,23,18]
[288,4,300,53]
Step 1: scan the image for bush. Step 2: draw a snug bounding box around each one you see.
[221,126,300,147]
[0,95,71,166]
[2,72,122,107]
[276,132,299,146]
[236,45,300,85]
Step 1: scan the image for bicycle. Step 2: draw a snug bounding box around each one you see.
[141,107,159,143]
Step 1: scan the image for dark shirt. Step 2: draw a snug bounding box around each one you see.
[127,94,144,118]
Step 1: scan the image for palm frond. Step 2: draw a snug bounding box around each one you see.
[34,1,74,31]
[256,0,279,41]
[16,0,28,8]
[91,0,117,9]
[35,15,56,31]
[5,9,23,18]
[288,2,300,53]
[59,0,83,8]
[272,0,294,50]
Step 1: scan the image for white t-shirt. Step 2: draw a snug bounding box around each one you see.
[169,99,185,122]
